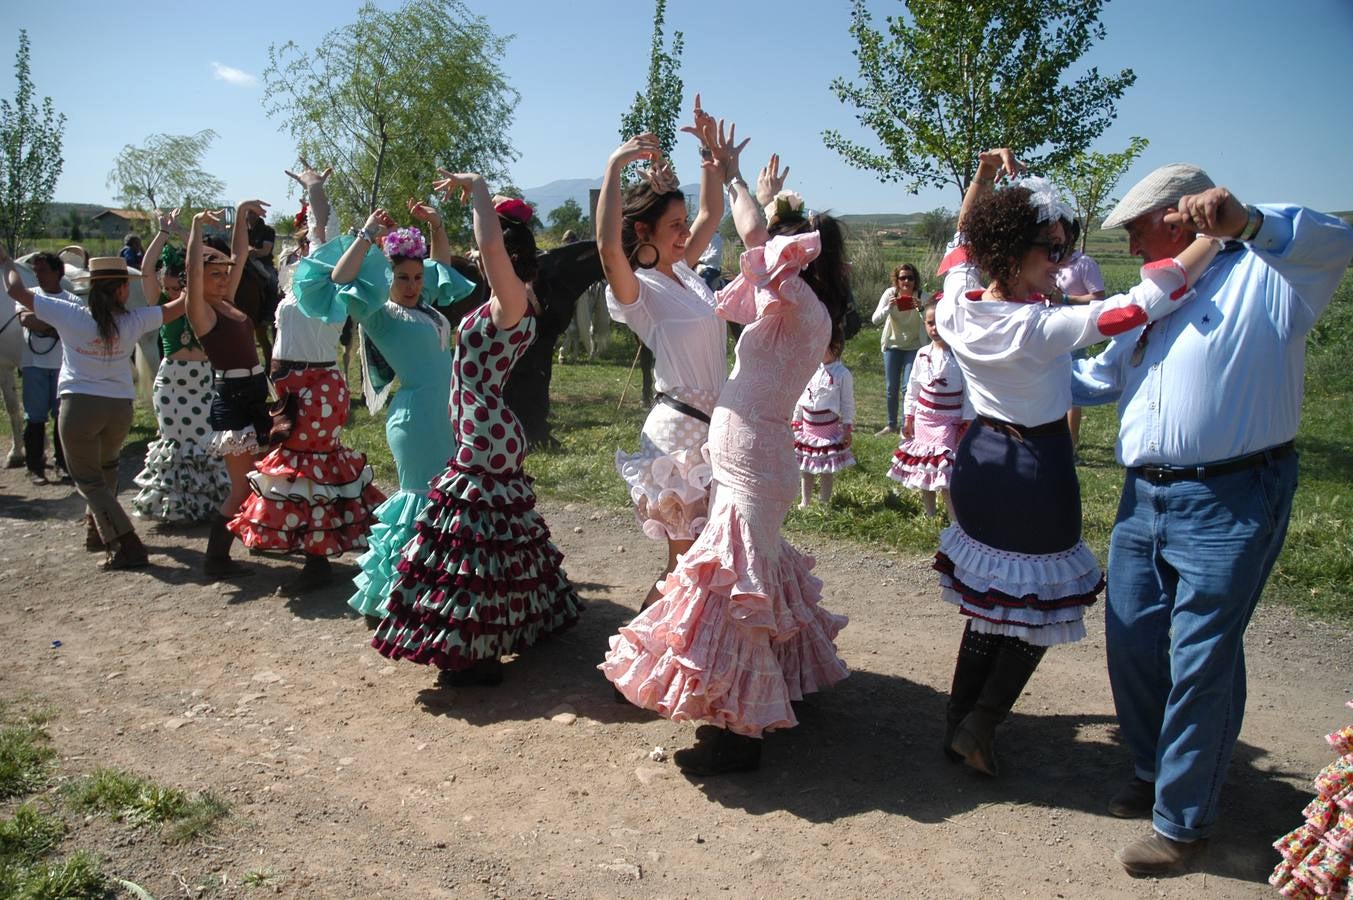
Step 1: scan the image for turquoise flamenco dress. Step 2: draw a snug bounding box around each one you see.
[293,236,475,615]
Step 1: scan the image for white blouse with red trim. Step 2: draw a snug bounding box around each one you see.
[903,343,973,422]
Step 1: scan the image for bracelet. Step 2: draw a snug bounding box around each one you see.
[1238,205,1264,242]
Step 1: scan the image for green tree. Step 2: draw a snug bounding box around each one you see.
[1047,136,1149,249]
[263,0,519,239]
[546,198,589,237]
[918,207,957,251]
[66,207,82,242]
[0,30,65,254]
[825,0,1136,202]
[106,130,225,211]
[618,0,684,181]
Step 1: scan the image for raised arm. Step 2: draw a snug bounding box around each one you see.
[408,197,450,266]
[597,134,662,306]
[285,163,333,245]
[0,241,34,309]
[186,210,224,337]
[225,199,267,302]
[436,171,526,329]
[727,152,771,251]
[958,148,1023,232]
[140,208,181,302]
[681,96,744,268]
[330,210,393,285]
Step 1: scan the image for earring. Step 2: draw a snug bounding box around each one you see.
[633,241,659,269]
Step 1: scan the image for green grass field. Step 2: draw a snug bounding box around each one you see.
[121,245,1352,624]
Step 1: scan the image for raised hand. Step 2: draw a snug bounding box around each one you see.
[407,197,442,229]
[156,207,184,236]
[434,169,483,205]
[705,116,750,185]
[610,133,663,169]
[977,148,1024,182]
[235,199,269,223]
[193,208,227,229]
[757,154,790,206]
[1163,187,1248,238]
[679,92,718,148]
[284,160,333,191]
[362,208,396,239]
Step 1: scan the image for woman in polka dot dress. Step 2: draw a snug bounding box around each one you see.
[292,200,476,617]
[131,212,230,523]
[372,173,582,687]
[229,166,385,591]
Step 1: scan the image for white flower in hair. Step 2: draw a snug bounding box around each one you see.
[764,189,806,224]
[1018,175,1076,224]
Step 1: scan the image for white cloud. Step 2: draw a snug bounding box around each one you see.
[211,62,258,87]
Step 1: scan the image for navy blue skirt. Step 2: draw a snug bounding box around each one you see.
[948,416,1081,555]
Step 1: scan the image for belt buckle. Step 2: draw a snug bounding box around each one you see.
[1140,465,1172,485]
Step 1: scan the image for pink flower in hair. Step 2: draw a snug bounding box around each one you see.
[382,227,427,259]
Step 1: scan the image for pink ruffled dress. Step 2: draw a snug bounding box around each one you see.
[601,233,849,737]
[792,360,856,475]
[888,343,971,491]
[1271,703,1353,899]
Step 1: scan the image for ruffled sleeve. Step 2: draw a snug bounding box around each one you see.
[421,259,476,309]
[715,232,822,324]
[293,235,391,325]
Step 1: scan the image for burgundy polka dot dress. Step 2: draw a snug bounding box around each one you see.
[372,302,583,671]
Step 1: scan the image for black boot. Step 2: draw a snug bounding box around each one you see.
[951,637,1047,776]
[944,624,1003,762]
[437,658,504,687]
[286,554,333,594]
[673,725,762,776]
[203,514,251,579]
[23,421,46,485]
[101,529,150,570]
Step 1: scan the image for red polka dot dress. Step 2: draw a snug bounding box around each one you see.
[372,302,583,671]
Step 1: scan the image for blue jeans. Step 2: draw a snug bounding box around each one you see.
[22,366,58,423]
[882,347,917,429]
[1105,452,1298,842]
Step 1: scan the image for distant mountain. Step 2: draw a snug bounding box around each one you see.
[519,178,701,220]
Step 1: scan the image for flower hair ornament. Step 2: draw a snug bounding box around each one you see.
[382,226,427,260]
[637,159,680,195]
[293,201,308,231]
[158,243,187,276]
[494,197,534,226]
[1015,175,1075,225]
[764,189,807,226]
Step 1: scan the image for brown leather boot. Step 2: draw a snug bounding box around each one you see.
[203,514,251,579]
[101,530,150,570]
[84,514,104,552]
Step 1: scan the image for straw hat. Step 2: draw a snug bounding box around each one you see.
[1101,163,1216,230]
[87,256,130,279]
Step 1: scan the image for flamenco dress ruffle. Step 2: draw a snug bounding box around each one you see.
[793,419,854,475]
[615,387,717,542]
[602,487,849,737]
[229,366,385,557]
[371,463,582,668]
[132,359,229,521]
[1272,707,1353,899]
[349,490,425,617]
[888,410,961,491]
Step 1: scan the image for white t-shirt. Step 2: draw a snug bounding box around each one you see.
[15,292,68,369]
[33,293,164,399]
[1055,251,1106,298]
[606,261,728,396]
[273,296,342,362]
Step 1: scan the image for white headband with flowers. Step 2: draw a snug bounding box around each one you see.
[764,189,807,224]
[1017,176,1075,225]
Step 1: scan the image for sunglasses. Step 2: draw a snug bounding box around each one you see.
[1031,240,1071,264]
[896,274,916,282]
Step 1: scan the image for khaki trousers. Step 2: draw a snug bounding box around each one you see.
[57,394,134,542]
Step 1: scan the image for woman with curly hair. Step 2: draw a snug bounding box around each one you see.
[371,173,583,686]
[131,209,230,524]
[603,139,851,776]
[598,96,739,613]
[934,149,1221,778]
[227,165,386,593]
[0,245,186,569]
[292,194,475,617]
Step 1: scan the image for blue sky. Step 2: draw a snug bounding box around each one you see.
[8,0,1353,218]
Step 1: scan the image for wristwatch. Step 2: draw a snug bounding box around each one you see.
[1238,205,1264,242]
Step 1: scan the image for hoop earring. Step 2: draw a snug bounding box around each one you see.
[633,241,659,269]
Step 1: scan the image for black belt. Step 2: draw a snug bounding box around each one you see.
[656,392,711,424]
[270,359,336,377]
[1132,440,1295,485]
[975,414,1068,441]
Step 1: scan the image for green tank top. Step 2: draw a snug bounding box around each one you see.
[157,291,202,357]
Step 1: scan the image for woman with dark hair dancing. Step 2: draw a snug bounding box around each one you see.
[934,149,1221,777]
[131,209,230,523]
[372,172,583,686]
[0,244,186,569]
[228,165,385,593]
[599,97,739,612]
[603,139,850,776]
[292,192,475,616]
[186,202,273,578]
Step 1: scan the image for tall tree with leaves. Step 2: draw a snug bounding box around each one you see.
[0,30,65,254]
[263,0,518,238]
[1047,136,1148,249]
[618,0,684,182]
[106,130,225,211]
[825,0,1136,202]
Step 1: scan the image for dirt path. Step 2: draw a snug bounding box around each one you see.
[1,459,1349,899]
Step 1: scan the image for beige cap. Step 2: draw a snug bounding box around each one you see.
[1101,163,1216,230]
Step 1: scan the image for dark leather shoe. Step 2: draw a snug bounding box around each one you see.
[1117,832,1206,877]
[673,725,762,776]
[1108,777,1155,819]
[437,658,503,687]
[101,531,150,570]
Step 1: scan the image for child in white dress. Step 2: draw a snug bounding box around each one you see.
[792,334,855,508]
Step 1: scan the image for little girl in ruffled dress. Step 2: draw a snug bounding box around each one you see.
[792,334,855,508]
[888,295,971,518]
